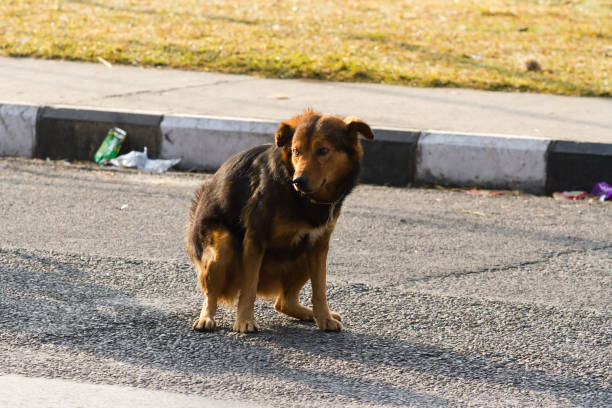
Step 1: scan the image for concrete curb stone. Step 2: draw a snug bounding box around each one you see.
[547,141,612,194]
[160,115,277,171]
[361,128,421,186]
[0,103,38,158]
[416,131,551,194]
[1,102,610,195]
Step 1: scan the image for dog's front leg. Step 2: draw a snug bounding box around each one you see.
[233,236,264,333]
[310,241,343,331]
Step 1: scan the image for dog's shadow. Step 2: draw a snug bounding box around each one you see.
[1,248,610,407]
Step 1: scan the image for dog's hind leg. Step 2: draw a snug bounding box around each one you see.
[274,285,342,322]
[274,277,314,321]
[192,229,234,332]
[192,248,220,332]
[193,295,218,332]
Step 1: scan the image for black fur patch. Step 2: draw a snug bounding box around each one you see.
[187,144,360,260]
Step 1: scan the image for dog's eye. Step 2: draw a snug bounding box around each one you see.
[316,147,330,156]
[292,148,301,157]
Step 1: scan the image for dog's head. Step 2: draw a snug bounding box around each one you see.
[275,109,374,202]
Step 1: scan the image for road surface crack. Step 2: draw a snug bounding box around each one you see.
[411,245,612,283]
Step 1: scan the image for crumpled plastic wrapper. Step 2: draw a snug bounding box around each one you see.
[110,147,180,173]
[591,181,612,202]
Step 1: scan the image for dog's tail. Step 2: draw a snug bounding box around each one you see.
[186,184,207,262]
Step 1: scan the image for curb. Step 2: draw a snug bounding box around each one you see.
[416,131,550,194]
[160,114,278,172]
[36,106,162,161]
[0,104,37,158]
[1,102,611,194]
[547,141,612,194]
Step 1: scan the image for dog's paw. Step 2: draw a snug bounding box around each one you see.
[193,317,216,332]
[233,319,260,333]
[314,315,343,331]
[330,311,343,322]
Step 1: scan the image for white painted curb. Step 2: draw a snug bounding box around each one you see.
[160,115,278,170]
[416,131,551,194]
[0,103,38,158]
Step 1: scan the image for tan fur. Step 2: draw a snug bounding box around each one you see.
[291,119,356,203]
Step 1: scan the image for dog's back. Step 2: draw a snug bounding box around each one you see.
[186,144,274,262]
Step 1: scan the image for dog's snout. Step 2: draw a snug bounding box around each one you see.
[292,175,308,190]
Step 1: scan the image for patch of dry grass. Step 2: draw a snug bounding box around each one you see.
[1,0,610,95]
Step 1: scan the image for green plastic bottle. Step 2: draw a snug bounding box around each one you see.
[94,127,127,165]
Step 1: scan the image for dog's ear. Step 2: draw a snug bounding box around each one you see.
[275,122,294,147]
[345,116,374,140]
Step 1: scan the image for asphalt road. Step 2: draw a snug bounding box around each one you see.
[0,158,610,407]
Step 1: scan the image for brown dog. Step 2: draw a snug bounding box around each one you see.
[186,109,374,332]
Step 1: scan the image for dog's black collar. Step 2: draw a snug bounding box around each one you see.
[296,189,345,224]
[297,186,348,206]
